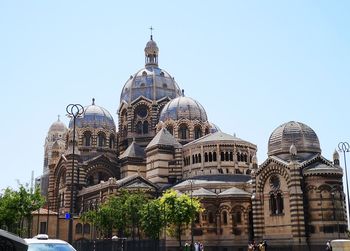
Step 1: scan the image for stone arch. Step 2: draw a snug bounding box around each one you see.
[85,163,115,186]
[256,165,291,194]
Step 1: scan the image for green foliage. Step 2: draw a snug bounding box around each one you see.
[81,190,149,239]
[140,198,164,240]
[80,188,202,246]
[0,184,45,236]
[159,189,202,248]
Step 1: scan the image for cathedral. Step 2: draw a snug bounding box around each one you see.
[36,35,347,250]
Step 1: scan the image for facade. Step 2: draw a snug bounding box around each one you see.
[36,36,347,250]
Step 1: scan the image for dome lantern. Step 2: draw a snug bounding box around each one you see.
[144,35,159,67]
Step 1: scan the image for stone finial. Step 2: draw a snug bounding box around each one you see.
[333,149,340,166]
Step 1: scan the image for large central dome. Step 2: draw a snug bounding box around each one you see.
[268,121,321,158]
[120,36,182,105]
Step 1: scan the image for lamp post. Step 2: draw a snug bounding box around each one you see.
[66,104,84,244]
[338,142,350,227]
[188,179,195,251]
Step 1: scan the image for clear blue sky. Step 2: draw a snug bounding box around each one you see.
[0,1,349,190]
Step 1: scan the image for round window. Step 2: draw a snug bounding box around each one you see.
[269,175,280,190]
[136,105,148,118]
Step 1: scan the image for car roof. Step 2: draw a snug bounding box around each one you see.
[25,238,69,244]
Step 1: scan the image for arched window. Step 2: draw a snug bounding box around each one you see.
[192,155,195,164]
[205,152,208,162]
[213,152,217,161]
[222,211,228,225]
[198,154,201,163]
[276,193,284,214]
[194,126,202,139]
[179,124,189,140]
[209,152,213,162]
[83,223,91,234]
[269,192,284,215]
[109,135,115,149]
[221,152,225,161]
[233,211,242,224]
[143,121,149,134]
[230,152,233,161]
[225,152,229,161]
[237,152,241,161]
[83,131,92,146]
[98,132,106,147]
[136,121,142,134]
[195,155,198,163]
[75,223,82,234]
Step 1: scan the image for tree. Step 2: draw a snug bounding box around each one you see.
[124,191,149,240]
[81,190,149,239]
[140,198,164,240]
[0,184,45,237]
[159,190,202,249]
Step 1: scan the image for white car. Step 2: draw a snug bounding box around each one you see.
[25,234,77,251]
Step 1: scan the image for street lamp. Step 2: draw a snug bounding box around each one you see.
[66,104,84,244]
[338,142,350,227]
[188,179,195,251]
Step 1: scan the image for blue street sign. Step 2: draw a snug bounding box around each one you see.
[65,213,71,220]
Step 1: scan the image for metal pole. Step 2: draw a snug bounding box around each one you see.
[189,179,195,251]
[66,104,84,244]
[338,142,350,227]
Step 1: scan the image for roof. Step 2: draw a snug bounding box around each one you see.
[172,174,251,189]
[192,187,217,197]
[185,131,256,148]
[120,140,145,159]
[218,187,251,198]
[146,128,182,150]
[159,95,208,122]
[32,208,58,215]
[268,121,321,157]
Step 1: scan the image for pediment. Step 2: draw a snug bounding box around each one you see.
[117,174,158,191]
[130,96,153,106]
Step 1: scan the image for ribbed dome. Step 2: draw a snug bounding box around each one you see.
[268,121,321,157]
[120,37,182,105]
[159,95,208,122]
[49,117,67,132]
[69,99,115,130]
[120,67,182,105]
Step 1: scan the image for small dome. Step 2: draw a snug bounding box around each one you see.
[159,95,208,122]
[144,36,159,57]
[49,116,67,132]
[69,99,115,130]
[268,121,321,157]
